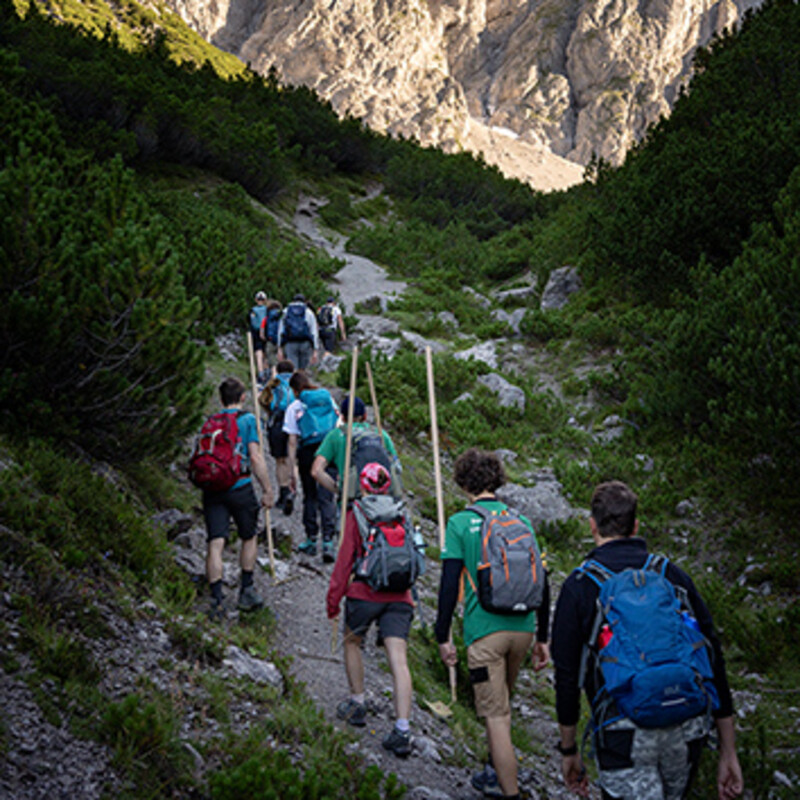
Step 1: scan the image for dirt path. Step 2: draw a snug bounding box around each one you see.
[292,194,408,314]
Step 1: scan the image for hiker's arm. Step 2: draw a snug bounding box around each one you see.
[327,513,358,618]
[248,441,274,507]
[337,311,346,339]
[435,558,462,664]
[311,454,337,494]
[715,716,743,799]
[558,724,589,797]
[536,570,551,641]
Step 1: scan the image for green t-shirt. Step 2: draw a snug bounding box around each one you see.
[441,499,538,646]
[315,423,398,486]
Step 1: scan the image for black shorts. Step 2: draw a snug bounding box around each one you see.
[251,329,265,352]
[203,482,259,541]
[344,599,413,641]
[268,422,288,458]
[320,328,336,353]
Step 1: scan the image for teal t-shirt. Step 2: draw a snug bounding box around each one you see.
[221,409,258,490]
[441,499,539,646]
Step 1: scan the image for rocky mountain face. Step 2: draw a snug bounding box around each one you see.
[167,0,761,188]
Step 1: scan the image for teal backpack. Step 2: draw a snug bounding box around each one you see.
[297,389,338,445]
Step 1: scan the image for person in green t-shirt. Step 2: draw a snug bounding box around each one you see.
[435,448,550,800]
[311,395,401,501]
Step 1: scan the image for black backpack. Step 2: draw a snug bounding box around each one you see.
[345,425,403,500]
[318,304,334,329]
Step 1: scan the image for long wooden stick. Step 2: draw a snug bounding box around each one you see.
[365,361,382,439]
[426,346,455,702]
[338,346,359,547]
[247,331,276,578]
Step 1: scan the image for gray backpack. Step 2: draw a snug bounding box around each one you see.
[353,495,425,592]
[464,504,545,615]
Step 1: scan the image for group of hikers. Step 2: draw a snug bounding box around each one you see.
[249,290,346,379]
[186,291,745,800]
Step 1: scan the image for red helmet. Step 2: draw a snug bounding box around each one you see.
[359,462,391,495]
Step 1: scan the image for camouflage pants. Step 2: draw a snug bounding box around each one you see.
[595,715,709,800]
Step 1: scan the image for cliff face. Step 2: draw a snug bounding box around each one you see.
[166,0,760,188]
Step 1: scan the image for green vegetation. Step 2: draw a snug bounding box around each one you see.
[2,0,799,796]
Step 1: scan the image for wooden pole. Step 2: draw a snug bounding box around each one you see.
[365,361,383,438]
[247,331,276,578]
[338,345,359,547]
[425,346,455,702]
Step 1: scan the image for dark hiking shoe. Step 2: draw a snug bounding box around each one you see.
[322,541,335,563]
[471,764,502,797]
[382,727,411,758]
[336,698,367,727]
[207,597,225,621]
[237,585,264,612]
[282,490,295,516]
[297,539,317,556]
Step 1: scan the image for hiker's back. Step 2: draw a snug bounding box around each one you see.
[353,494,424,592]
[578,554,719,729]
[283,303,311,342]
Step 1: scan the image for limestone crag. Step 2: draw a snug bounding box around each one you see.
[167,0,760,188]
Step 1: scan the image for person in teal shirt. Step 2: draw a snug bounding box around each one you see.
[435,448,550,800]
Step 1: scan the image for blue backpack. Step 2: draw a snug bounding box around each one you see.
[249,304,267,334]
[265,308,281,344]
[270,376,293,414]
[283,303,311,343]
[297,389,338,445]
[578,554,719,730]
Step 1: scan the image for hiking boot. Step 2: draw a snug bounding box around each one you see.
[471,764,502,797]
[336,698,367,727]
[322,541,335,563]
[282,490,295,517]
[382,726,411,758]
[237,585,264,612]
[297,539,317,556]
[207,597,225,621]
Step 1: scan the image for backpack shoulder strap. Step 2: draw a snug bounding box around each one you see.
[576,558,613,588]
[645,552,669,576]
[465,503,494,521]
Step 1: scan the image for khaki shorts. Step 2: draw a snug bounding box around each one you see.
[467,630,534,719]
[265,341,279,368]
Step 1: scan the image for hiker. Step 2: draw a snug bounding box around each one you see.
[326,462,417,758]
[551,480,743,800]
[277,293,319,370]
[283,371,339,559]
[258,358,296,516]
[317,296,346,355]
[248,291,269,381]
[311,394,402,508]
[435,448,550,799]
[193,377,274,619]
[260,299,282,378]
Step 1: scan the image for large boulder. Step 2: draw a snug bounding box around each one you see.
[497,471,581,529]
[540,266,582,310]
[477,373,526,412]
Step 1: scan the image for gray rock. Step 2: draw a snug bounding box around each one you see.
[492,307,527,335]
[477,373,526,412]
[495,448,518,464]
[437,311,459,329]
[674,499,698,518]
[355,316,401,337]
[462,286,492,309]
[152,508,193,540]
[454,341,499,369]
[454,391,474,404]
[319,352,344,372]
[401,330,447,355]
[496,475,577,528]
[215,332,242,362]
[540,266,582,310]
[223,645,284,690]
[406,786,453,799]
[494,284,538,302]
[411,734,442,762]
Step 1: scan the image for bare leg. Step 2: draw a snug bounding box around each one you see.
[383,637,412,720]
[240,535,258,572]
[207,537,225,583]
[486,714,518,796]
[343,628,365,695]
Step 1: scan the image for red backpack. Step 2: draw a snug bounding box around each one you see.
[188,412,244,492]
